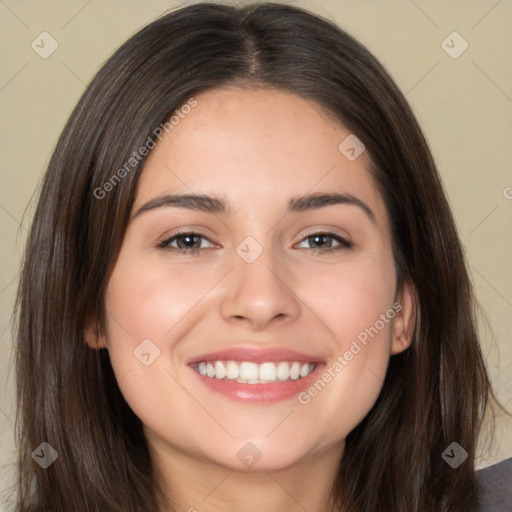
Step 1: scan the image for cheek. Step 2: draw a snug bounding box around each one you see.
[293,251,396,436]
[102,255,226,417]
[298,342,390,448]
[104,255,219,344]
[102,259,212,443]
[300,248,396,347]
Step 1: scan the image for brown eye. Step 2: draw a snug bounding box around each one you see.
[297,232,352,253]
[158,232,213,253]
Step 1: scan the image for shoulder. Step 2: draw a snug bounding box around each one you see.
[476,457,512,511]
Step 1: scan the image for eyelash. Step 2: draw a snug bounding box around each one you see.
[157,230,353,255]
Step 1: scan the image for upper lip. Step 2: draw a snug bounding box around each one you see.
[187,346,324,365]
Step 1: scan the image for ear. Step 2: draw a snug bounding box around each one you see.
[390,278,417,355]
[84,317,107,350]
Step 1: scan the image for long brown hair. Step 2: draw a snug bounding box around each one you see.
[13,2,502,511]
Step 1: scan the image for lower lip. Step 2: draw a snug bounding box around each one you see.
[189,363,325,403]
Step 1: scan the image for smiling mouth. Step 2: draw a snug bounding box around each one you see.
[192,360,316,384]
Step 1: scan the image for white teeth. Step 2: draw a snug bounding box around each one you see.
[226,360,239,379]
[290,362,300,380]
[214,361,226,379]
[276,362,290,380]
[300,363,310,378]
[259,362,277,381]
[239,362,259,381]
[194,360,316,383]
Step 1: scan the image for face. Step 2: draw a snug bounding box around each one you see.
[92,87,415,473]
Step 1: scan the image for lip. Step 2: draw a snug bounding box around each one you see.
[187,345,325,403]
[190,362,326,403]
[187,346,324,365]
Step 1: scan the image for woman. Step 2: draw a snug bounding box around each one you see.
[13,2,508,511]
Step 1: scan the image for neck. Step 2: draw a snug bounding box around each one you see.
[147,432,344,512]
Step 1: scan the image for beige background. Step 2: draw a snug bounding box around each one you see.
[1,0,511,508]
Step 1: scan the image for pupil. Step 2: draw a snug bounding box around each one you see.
[178,235,199,249]
[311,234,329,248]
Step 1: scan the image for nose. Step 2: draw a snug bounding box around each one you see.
[219,246,301,331]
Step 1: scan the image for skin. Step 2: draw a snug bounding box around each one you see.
[88,87,416,512]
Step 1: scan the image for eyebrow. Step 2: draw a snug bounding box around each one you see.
[132,192,376,224]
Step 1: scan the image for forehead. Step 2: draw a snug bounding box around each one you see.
[133,87,388,227]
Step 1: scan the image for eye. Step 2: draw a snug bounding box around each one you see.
[296,232,352,253]
[157,230,352,255]
[157,231,215,254]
